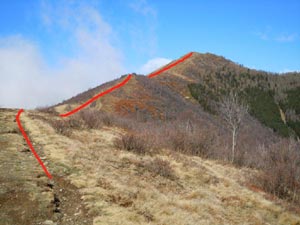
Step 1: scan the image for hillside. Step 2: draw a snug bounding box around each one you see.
[55,52,300,138]
[152,52,300,137]
[1,108,300,224]
[56,74,205,121]
[1,51,300,224]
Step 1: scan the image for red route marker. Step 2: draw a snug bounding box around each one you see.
[60,74,132,117]
[148,52,193,78]
[16,109,53,179]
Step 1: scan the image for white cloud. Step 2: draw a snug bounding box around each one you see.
[129,0,156,17]
[0,2,125,109]
[254,27,298,43]
[138,57,172,74]
[256,31,269,40]
[275,34,298,42]
[254,26,271,41]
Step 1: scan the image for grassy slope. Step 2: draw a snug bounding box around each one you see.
[16,110,300,225]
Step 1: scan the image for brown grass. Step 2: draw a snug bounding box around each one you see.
[32,107,300,208]
[18,110,300,225]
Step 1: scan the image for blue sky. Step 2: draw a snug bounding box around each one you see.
[0,0,299,108]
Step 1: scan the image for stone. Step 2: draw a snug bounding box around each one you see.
[43,220,56,225]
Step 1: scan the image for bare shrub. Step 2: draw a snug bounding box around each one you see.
[77,108,135,130]
[78,109,102,129]
[114,133,147,155]
[101,113,114,126]
[167,123,214,158]
[50,119,72,136]
[67,117,85,129]
[46,116,85,136]
[169,129,185,152]
[144,158,176,180]
[254,139,300,204]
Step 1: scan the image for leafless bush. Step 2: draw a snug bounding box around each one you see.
[78,109,102,129]
[254,139,300,204]
[46,116,84,136]
[121,119,217,158]
[67,117,85,129]
[114,133,147,155]
[166,124,214,158]
[144,158,176,180]
[76,108,137,130]
[50,119,72,136]
[101,114,114,126]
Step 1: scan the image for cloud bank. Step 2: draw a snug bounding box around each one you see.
[138,57,172,74]
[276,34,298,42]
[0,2,125,109]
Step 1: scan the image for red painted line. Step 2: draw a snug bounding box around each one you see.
[148,52,193,78]
[16,109,53,179]
[60,74,133,117]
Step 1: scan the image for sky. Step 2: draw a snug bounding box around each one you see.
[0,0,299,108]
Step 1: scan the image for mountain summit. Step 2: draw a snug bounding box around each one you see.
[55,52,300,138]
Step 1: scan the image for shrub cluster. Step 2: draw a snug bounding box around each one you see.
[48,118,83,136]
[144,158,176,180]
[114,133,147,155]
[254,139,300,204]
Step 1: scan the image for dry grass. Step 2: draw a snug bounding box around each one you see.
[20,111,300,225]
[33,108,300,209]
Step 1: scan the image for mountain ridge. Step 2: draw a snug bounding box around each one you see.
[53,51,300,138]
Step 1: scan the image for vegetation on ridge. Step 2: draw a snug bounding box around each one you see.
[187,67,300,138]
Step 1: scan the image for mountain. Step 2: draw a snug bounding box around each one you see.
[152,52,300,137]
[55,52,300,138]
[1,52,300,224]
[56,74,202,120]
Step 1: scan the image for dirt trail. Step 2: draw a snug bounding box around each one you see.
[0,109,92,225]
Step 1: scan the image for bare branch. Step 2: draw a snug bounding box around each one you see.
[219,92,248,162]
